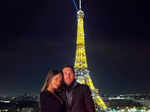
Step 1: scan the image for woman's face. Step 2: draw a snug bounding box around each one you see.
[49,74,62,90]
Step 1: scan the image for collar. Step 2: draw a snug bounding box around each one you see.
[66,80,78,90]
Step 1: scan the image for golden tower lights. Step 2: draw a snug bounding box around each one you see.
[73,0,107,110]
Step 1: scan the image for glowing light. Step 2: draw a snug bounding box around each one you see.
[74,9,107,109]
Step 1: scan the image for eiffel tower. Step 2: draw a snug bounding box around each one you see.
[73,0,107,110]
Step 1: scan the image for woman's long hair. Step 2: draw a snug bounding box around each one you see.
[41,69,62,92]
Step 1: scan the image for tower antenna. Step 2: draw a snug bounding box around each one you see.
[79,0,81,9]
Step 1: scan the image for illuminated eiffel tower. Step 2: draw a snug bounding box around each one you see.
[73,0,107,110]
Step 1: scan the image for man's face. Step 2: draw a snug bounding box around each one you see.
[62,67,75,86]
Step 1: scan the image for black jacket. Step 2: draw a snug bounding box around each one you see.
[58,81,95,112]
[40,90,66,112]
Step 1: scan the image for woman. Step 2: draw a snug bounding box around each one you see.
[40,69,66,112]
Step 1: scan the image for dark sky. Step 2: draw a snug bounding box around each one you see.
[0,0,150,96]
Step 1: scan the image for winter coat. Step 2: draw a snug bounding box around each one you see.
[40,90,66,112]
[58,81,95,112]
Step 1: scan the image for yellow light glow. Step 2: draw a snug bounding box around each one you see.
[74,10,107,109]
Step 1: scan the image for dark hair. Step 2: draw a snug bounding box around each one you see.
[41,69,62,92]
[61,65,75,73]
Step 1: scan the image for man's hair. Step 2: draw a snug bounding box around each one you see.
[61,65,75,73]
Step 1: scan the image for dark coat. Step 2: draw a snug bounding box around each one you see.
[40,90,66,112]
[58,81,95,112]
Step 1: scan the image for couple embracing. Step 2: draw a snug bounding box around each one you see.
[40,65,95,112]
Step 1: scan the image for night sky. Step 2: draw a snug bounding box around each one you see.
[0,0,150,96]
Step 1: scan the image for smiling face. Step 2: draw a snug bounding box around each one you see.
[62,67,75,86]
[49,73,62,90]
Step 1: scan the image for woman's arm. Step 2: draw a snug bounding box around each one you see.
[40,92,49,112]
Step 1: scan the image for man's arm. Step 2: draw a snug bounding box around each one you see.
[84,85,95,112]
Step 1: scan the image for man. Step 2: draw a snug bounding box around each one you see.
[61,65,95,112]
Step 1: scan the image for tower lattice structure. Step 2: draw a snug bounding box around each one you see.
[74,9,107,110]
